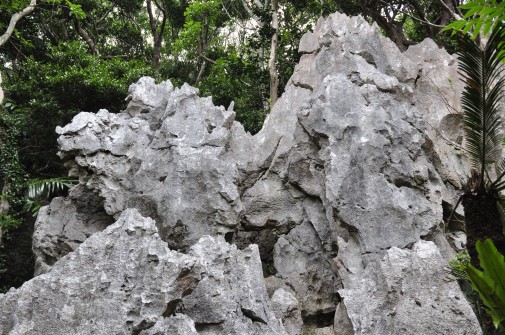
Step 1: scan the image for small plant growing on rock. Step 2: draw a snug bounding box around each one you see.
[466,239,505,333]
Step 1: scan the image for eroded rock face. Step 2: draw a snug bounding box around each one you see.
[56,79,242,251]
[32,185,114,275]
[6,11,482,335]
[246,13,476,333]
[1,209,286,334]
[336,240,478,335]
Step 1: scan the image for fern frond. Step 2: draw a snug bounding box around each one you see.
[459,22,505,190]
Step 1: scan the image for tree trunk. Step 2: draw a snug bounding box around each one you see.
[269,0,279,109]
[0,72,3,105]
[74,18,99,55]
[195,60,207,86]
[462,190,505,268]
[0,182,10,248]
[152,34,163,71]
[146,0,167,72]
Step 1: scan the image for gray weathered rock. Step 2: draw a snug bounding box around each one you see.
[4,10,484,335]
[246,11,479,334]
[32,185,114,275]
[337,241,480,334]
[1,209,286,335]
[271,288,303,335]
[56,78,242,252]
[138,314,198,335]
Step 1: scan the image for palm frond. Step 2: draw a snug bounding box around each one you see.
[27,177,77,199]
[24,177,78,215]
[494,159,505,192]
[459,22,505,190]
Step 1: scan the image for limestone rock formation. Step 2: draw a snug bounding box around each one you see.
[337,240,475,334]
[1,209,286,334]
[1,12,483,335]
[32,185,114,275]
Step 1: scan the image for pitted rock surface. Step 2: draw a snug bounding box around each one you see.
[1,209,286,334]
[57,79,242,251]
[4,11,483,335]
[32,184,114,275]
[337,240,479,335]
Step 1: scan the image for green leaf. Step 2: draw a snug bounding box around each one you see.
[462,22,474,35]
[460,1,482,10]
[463,5,482,19]
[26,177,77,200]
[467,240,505,330]
[477,240,505,295]
[471,21,483,39]
[65,0,86,19]
[483,20,494,36]
[459,22,505,186]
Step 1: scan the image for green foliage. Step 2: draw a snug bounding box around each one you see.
[64,0,86,19]
[458,22,505,191]
[0,214,22,231]
[27,177,76,199]
[0,103,28,212]
[199,51,268,133]
[444,1,505,39]
[467,240,505,332]
[449,251,471,281]
[24,177,77,214]
[6,41,152,175]
[173,0,224,56]
[39,41,150,112]
[0,103,28,237]
[0,0,85,22]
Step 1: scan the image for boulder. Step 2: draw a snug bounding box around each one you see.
[271,288,303,335]
[1,209,286,334]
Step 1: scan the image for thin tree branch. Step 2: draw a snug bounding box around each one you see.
[221,2,251,31]
[269,0,279,108]
[436,0,463,21]
[153,0,166,14]
[454,0,464,17]
[240,0,260,22]
[96,2,115,26]
[74,18,99,55]
[378,0,446,29]
[0,0,37,47]
[146,0,158,35]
